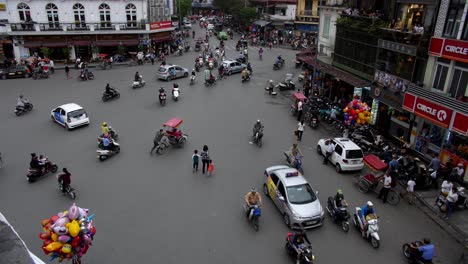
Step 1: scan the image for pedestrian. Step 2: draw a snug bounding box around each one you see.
[150,129,164,154]
[192,149,200,172]
[323,139,334,165]
[65,65,70,79]
[428,153,440,172]
[405,177,416,205]
[268,42,273,50]
[201,145,210,174]
[445,186,458,219]
[150,52,155,65]
[297,120,305,141]
[297,100,303,121]
[207,159,214,176]
[377,173,392,203]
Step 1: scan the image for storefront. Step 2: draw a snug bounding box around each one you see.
[402,88,468,181]
[393,0,438,33]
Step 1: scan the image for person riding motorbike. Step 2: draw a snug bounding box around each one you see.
[241,68,250,81]
[289,143,303,160]
[245,187,262,218]
[57,168,71,193]
[105,83,117,96]
[238,52,245,62]
[30,153,42,171]
[134,71,142,82]
[247,62,253,75]
[275,55,283,67]
[291,229,311,261]
[16,94,28,110]
[101,122,110,136]
[360,201,378,237]
[101,134,115,151]
[333,189,349,216]
[253,120,263,137]
[192,30,195,38]
[218,64,225,78]
[410,238,435,263]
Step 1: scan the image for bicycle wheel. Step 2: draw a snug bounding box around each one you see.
[356,178,371,193]
[387,190,400,205]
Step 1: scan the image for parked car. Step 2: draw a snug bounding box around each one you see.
[317,137,364,172]
[263,166,324,229]
[0,65,31,79]
[207,23,215,30]
[157,64,189,81]
[50,103,90,130]
[183,22,192,29]
[221,60,246,75]
[218,31,228,40]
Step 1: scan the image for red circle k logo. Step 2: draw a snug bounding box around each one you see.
[437,110,447,122]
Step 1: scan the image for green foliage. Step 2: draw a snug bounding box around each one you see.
[336,17,389,35]
[117,45,126,55]
[39,47,51,58]
[179,0,192,18]
[238,7,257,24]
[61,47,71,62]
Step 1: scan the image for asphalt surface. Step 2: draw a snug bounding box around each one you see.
[0,24,463,264]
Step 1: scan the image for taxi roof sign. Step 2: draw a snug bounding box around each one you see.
[286,171,299,177]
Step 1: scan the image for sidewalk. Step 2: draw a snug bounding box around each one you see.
[53,61,131,70]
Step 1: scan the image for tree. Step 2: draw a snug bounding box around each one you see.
[178,0,192,18]
[61,47,71,63]
[238,7,257,24]
[39,47,51,58]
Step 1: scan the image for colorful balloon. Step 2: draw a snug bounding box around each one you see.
[61,244,72,254]
[44,242,63,252]
[68,204,79,220]
[67,220,80,237]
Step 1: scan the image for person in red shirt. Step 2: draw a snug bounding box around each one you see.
[57,168,71,193]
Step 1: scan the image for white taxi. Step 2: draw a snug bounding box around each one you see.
[51,103,89,130]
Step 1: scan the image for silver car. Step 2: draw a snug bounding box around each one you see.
[157,64,189,81]
[263,166,324,229]
[221,60,246,75]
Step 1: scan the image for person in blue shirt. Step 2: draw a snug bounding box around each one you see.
[101,134,113,150]
[388,154,399,176]
[360,201,377,237]
[412,238,434,263]
[275,55,283,66]
[170,68,177,77]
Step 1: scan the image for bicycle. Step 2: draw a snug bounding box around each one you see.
[353,173,400,205]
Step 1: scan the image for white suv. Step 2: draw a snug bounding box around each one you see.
[317,138,364,172]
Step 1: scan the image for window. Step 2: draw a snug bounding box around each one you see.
[46,3,59,28]
[443,0,466,38]
[277,182,287,200]
[286,184,317,205]
[432,59,450,91]
[322,16,330,38]
[99,3,111,28]
[346,150,363,159]
[17,3,31,21]
[73,3,86,27]
[126,4,137,27]
[304,0,313,11]
[334,145,343,155]
[463,16,468,40]
[449,63,468,99]
[269,173,279,185]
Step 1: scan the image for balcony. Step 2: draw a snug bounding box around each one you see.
[319,0,348,7]
[10,23,35,31]
[380,27,431,49]
[297,10,319,17]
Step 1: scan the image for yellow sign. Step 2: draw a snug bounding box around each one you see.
[0,4,6,11]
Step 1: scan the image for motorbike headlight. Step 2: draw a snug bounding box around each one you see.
[312,255,315,260]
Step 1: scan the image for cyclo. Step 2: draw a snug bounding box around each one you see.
[290,92,307,116]
[353,154,400,205]
[164,118,188,146]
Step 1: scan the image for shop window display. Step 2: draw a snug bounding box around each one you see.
[444,132,468,160]
[415,121,444,157]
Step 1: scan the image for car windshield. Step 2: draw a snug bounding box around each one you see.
[67,109,86,118]
[286,184,317,205]
[158,67,168,73]
[346,149,363,159]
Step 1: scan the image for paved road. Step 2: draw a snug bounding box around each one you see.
[0,24,463,264]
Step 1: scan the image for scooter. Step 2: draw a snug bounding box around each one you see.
[159,92,167,105]
[243,204,261,232]
[273,59,285,70]
[172,87,180,101]
[402,241,433,264]
[278,79,295,91]
[253,128,263,147]
[15,102,33,116]
[190,75,196,85]
[78,71,94,81]
[59,182,76,200]
[284,152,303,173]
[326,197,350,232]
[102,90,120,102]
[265,80,278,96]
[353,208,380,248]
[310,116,319,129]
[132,76,146,89]
[96,141,120,161]
[26,158,58,183]
[285,232,315,264]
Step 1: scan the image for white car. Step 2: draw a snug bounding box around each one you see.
[263,166,324,229]
[183,22,192,29]
[317,138,364,172]
[207,24,214,30]
[51,103,89,130]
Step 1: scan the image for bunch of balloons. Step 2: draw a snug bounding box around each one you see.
[343,99,371,126]
[39,203,96,263]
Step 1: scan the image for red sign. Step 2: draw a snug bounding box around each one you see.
[414,97,453,128]
[428,37,468,63]
[453,112,468,136]
[402,92,417,112]
[149,21,172,30]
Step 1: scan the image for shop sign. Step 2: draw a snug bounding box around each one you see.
[429,37,468,63]
[373,70,409,93]
[370,85,403,109]
[452,112,468,136]
[149,21,172,30]
[378,39,417,56]
[403,93,453,128]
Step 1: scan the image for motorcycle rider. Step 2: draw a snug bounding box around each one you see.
[57,168,71,194]
[218,64,225,79]
[191,69,196,78]
[410,238,435,263]
[105,83,117,97]
[134,71,142,82]
[288,143,303,162]
[247,62,253,75]
[275,55,283,67]
[253,120,263,137]
[30,153,41,171]
[245,187,262,218]
[192,30,195,38]
[360,201,377,237]
[291,229,311,262]
[241,68,250,81]
[238,52,245,63]
[16,94,28,110]
[101,134,115,151]
[334,189,348,210]
[150,129,165,154]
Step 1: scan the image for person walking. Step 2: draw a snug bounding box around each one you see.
[297,121,305,141]
[297,100,303,121]
[405,177,416,205]
[150,129,164,154]
[201,145,210,174]
[323,140,334,165]
[65,65,70,79]
[377,173,392,203]
[150,52,155,65]
[192,149,200,173]
[445,186,458,219]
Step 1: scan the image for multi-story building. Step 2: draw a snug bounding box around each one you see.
[295,0,319,33]
[250,0,297,34]
[0,0,175,61]
[317,0,346,57]
[148,0,174,22]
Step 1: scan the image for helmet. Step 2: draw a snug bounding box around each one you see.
[257,120,260,123]
[251,187,256,193]
[19,94,24,98]
[192,69,195,71]
[103,134,109,138]
[423,238,431,244]
[367,201,373,207]
[337,189,343,195]
[102,122,107,126]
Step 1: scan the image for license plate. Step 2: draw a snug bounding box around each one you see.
[17,72,22,74]
[9,73,15,75]
[305,220,317,225]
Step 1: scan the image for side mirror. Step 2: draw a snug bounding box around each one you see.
[279,196,285,202]
[315,191,319,195]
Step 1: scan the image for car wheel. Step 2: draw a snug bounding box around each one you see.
[263,183,269,197]
[283,214,291,228]
[184,72,188,77]
[316,145,322,155]
[335,163,342,173]
[228,71,232,76]
[167,76,172,81]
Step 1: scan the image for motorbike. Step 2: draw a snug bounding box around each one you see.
[59,182,76,200]
[172,87,180,101]
[102,90,120,102]
[155,141,170,155]
[176,47,183,56]
[204,78,216,87]
[284,152,304,173]
[190,75,196,85]
[96,140,120,161]
[310,116,319,129]
[132,76,146,89]
[243,204,261,231]
[159,91,167,105]
[436,186,468,212]
[27,158,58,183]
[278,79,295,91]
[273,59,285,70]
[264,80,278,96]
[353,208,380,248]
[78,71,94,81]
[253,128,263,147]
[15,102,33,116]
[33,68,49,79]
[236,57,247,64]
[285,232,315,264]
[402,241,433,264]
[326,197,350,232]
[241,72,251,83]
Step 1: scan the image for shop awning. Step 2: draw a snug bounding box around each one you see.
[24,42,42,48]
[94,39,139,47]
[152,36,172,42]
[42,42,68,47]
[253,20,270,27]
[270,21,285,26]
[72,40,92,46]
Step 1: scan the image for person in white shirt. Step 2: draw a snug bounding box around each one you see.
[377,173,392,203]
[451,163,465,182]
[441,180,453,195]
[323,140,334,165]
[445,186,458,219]
[297,100,304,121]
[296,121,305,141]
[406,178,416,204]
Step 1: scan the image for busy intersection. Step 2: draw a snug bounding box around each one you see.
[0,23,464,263]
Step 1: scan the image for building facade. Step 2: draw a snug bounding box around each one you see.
[295,0,319,34]
[0,0,175,61]
[317,1,345,57]
[148,0,174,22]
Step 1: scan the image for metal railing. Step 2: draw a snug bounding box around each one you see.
[298,10,319,17]
[7,22,149,32]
